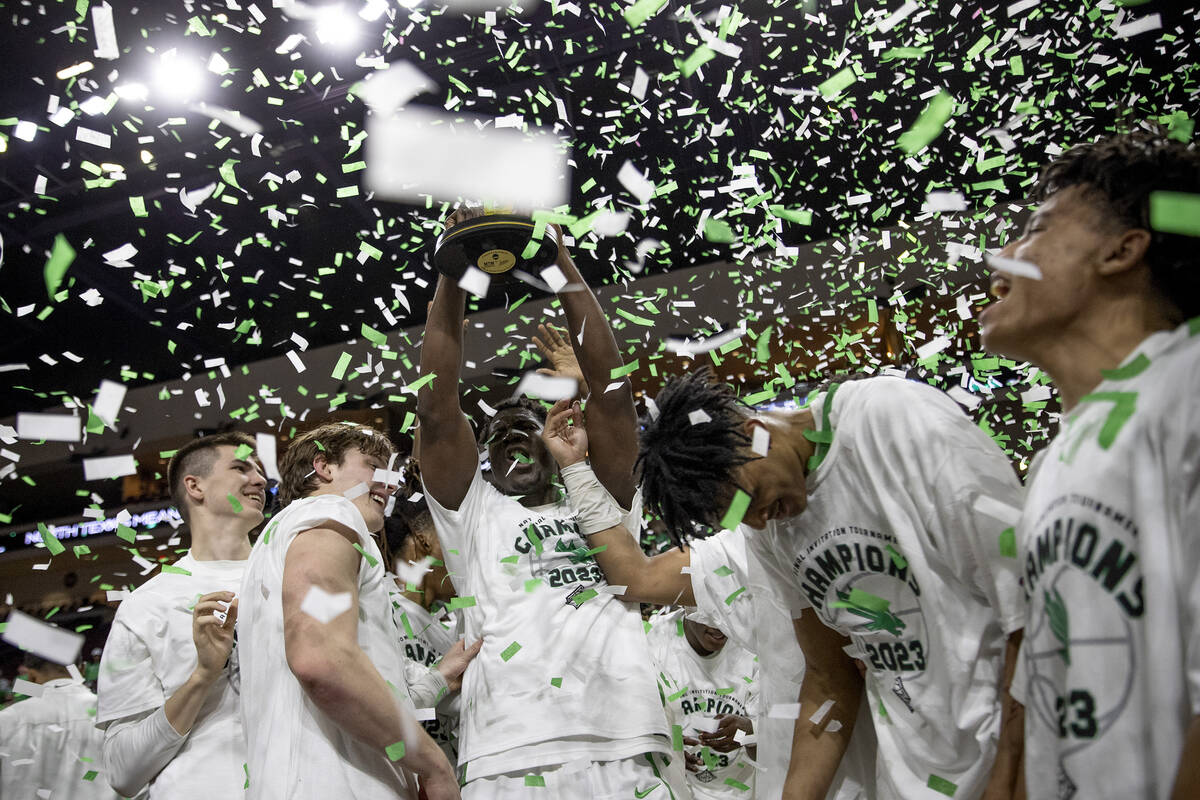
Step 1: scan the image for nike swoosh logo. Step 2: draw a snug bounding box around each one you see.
[634,785,660,798]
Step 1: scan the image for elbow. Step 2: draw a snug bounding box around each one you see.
[286,639,349,707]
[103,737,146,798]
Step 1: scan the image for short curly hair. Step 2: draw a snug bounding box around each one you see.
[636,368,755,547]
[1034,127,1200,320]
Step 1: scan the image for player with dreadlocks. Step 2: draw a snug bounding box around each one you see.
[541,362,1029,800]
[981,127,1200,799]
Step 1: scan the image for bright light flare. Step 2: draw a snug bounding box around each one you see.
[314,5,361,47]
[153,50,206,102]
[114,82,148,101]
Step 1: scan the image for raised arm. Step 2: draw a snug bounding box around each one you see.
[541,398,693,605]
[415,211,483,510]
[782,613,863,800]
[283,524,458,799]
[549,228,638,507]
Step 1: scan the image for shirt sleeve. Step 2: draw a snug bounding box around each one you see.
[96,609,165,726]
[1180,393,1200,715]
[102,706,187,797]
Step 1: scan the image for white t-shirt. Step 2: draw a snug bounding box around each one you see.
[422,468,670,778]
[690,528,875,800]
[1,679,117,800]
[391,592,462,764]
[646,608,759,799]
[237,495,419,800]
[746,376,1026,800]
[1013,321,1200,800]
[96,552,247,799]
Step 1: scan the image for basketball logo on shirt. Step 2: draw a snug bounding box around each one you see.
[1022,501,1143,800]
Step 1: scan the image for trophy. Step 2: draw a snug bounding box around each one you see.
[432,210,560,285]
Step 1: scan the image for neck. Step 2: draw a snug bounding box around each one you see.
[187,513,253,561]
[1030,303,1175,411]
[771,407,817,470]
[517,484,560,508]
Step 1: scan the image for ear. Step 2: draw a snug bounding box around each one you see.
[183,474,205,504]
[741,417,769,450]
[312,453,334,483]
[1098,228,1151,277]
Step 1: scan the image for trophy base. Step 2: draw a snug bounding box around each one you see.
[433,214,560,284]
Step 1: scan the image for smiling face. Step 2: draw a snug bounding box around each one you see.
[193,445,267,530]
[481,406,556,498]
[980,186,1116,365]
[722,421,809,530]
[317,448,398,533]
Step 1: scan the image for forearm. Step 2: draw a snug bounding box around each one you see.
[103,707,187,796]
[1172,714,1200,799]
[163,668,221,735]
[416,276,466,422]
[983,630,1026,800]
[782,682,860,800]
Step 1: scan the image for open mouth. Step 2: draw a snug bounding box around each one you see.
[243,492,266,508]
[368,491,389,507]
[990,273,1012,300]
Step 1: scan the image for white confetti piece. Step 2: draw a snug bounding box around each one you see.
[921,190,966,212]
[540,264,568,293]
[810,699,834,724]
[395,555,433,587]
[190,103,263,136]
[75,127,111,148]
[768,703,801,720]
[1006,0,1039,15]
[617,160,655,204]
[92,379,126,427]
[180,182,217,213]
[83,454,137,481]
[343,482,370,500]
[414,706,437,721]
[1114,13,1161,39]
[91,2,119,59]
[13,678,44,697]
[600,585,628,595]
[915,335,951,360]
[514,372,578,402]
[876,0,919,33]
[367,107,568,210]
[2,610,84,665]
[751,426,770,456]
[630,67,649,100]
[16,413,81,442]
[972,495,1022,526]
[827,720,843,733]
[591,210,631,237]
[357,61,436,116]
[299,586,353,624]
[688,409,712,425]
[255,433,282,483]
[457,266,491,299]
[986,253,1042,280]
[105,590,129,602]
[664,327,743,358]
[286,350,307,373]
[102,242,137,267]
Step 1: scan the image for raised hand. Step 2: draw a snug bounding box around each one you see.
[540,399,588,468]
[533,323,588,397]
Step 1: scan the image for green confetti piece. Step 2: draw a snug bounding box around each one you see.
[713,565,734,576]
[361,323,387,346]
[385,741,406,761]
[724,586,746,605]
[624,0,667,28]
[1079,390,1137,449]
[701,746,719,770]
[404,373,436,393]
[116,524,136,543]
[524,578,543,592]
[227,493,243,513]
[832,588,890,613]
[37,523,64,556]
[524,776,546,787]
[331,352,352,380]
[129,196,148,217]
[447,595,477,610]
[525,524,544,555]
[550,676,563,688]
[767,205,812,225]
[703,218,736,243]
[885,545,907,569]
[399,612,415,638]
[724,778,751,791]
[500,641,522,661]
[82,770,99,782]
[927,775,958,796]
[897,90,955,154]
[43,234,76,299]
[1149,191,1200,237]
[609,360,639,379]
[352,543,379,567]
[998,527,1017,558]
[671,724,684,752]
[719,489,751,530]
[161,564,192,576]
[817,67,857,99]
[571,588,599,605]
[1100,353,1151,381]
[234,443,254,461]
[678,45,716,77]
[219,158,242,189]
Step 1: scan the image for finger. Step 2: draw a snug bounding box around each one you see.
[569,401,583,427]
[197,591,236,604]
[532,336,551,358]
[548,325,567,347]
[193,599,232,615]
[682,736,700,746]
[466,639,483,655]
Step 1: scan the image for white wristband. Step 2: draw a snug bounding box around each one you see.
[560,462,624,535]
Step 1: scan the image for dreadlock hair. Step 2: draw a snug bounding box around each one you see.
[1033,126,1200,320]
[167,431,257,524]
[477,395,549,447]
[636,367,756,548]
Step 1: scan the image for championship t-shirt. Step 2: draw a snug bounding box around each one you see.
[422,468,670,778]
[96,553,247,800]
[746,376,1026,800]
[390,592,462,764]
[1014,321,1200,800]
[646,608,759,799]
[237,496,419,800]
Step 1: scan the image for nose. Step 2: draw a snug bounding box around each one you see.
[248,468,267,489]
